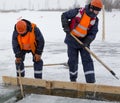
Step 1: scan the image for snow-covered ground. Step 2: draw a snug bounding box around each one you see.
[16,94,117,103]
[0,9,120,103]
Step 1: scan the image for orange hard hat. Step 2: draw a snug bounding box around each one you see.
[16,20,27,34]
[91,0,103,9]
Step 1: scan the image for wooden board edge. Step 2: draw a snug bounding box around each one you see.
[2,76,120,95]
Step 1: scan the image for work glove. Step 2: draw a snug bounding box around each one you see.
[82,37,93,47]
[34,54,41,62]
[15,58,22,64]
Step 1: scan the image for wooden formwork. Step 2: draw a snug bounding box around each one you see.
[2,76,120,102]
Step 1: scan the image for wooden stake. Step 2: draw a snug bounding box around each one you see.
[102,5,105,41]
[18,69,25,98]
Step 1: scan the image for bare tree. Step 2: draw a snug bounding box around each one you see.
[112,0,120,9]
[103,0,112,11]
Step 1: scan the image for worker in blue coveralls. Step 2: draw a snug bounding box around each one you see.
[61,0,103,83]
[12,19,45,79]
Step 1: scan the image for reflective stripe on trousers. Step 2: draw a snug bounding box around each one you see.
[67,45,95,83]
[34,60,43,79]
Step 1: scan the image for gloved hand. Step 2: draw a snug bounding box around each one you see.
[15,58,22,64]
[34,54,41,62]
[82,37,93,47]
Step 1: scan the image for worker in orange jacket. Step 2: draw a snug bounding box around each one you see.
[12,19,45,79]
[61,0,103,83]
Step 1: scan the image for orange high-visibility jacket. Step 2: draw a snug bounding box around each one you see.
[71,10,96,38]
[17,23,37,54]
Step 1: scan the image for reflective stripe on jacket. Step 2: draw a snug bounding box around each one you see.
[17,23,37,54]
[70,8,96,38]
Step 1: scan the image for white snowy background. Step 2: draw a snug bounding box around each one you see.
[0,0,120,103]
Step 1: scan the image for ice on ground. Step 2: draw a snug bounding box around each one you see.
[16,94,117,103]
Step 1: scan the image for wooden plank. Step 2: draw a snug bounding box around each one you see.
[2,76,120,101]
[2,76,47,87]
[77,83,120,94]
[52,81,78,90]
[2,76,120,95]
[2,76,18,85]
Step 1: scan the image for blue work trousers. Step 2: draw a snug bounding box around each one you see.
[16,52,43,79]
[67,46,95,83]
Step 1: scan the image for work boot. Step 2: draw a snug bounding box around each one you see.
[71,79,76,82]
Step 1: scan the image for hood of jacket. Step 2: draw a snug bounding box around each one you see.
[85,4,97,18]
